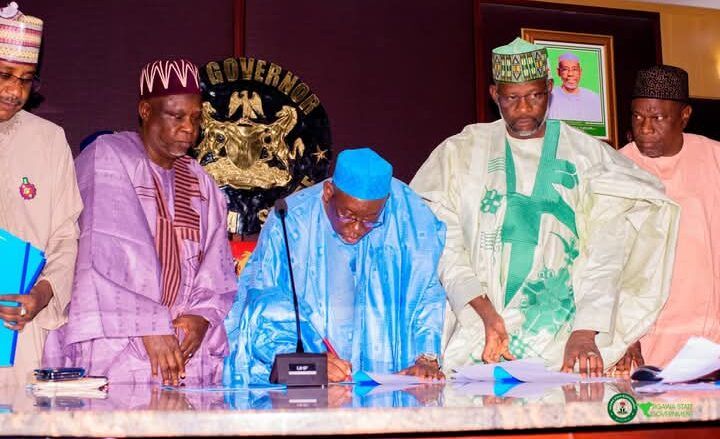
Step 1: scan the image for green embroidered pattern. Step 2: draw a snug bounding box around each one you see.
[500,120,579,307]
[479,228,502,251]
[488,157,505,173]
[480,189,503,214]
[507,234,578,359]
[509,334,539,358]
[519,235,577,336]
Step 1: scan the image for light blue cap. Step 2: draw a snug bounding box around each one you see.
[333,148,392,201]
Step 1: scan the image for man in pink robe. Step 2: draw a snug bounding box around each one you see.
[620,65,720,368]
[44,58,236,385]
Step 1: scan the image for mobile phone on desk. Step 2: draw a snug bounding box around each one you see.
[34,367,86,381]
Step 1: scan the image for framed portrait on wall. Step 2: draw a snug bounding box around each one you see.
[522,28,618,148]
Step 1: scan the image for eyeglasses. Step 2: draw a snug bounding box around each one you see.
[497,90,549,106]
[559,67,581,74]
[0,71,40,91]
[329,202,385,229]
[334,206,384,229]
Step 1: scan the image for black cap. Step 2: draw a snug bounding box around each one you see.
[632,65,689,102]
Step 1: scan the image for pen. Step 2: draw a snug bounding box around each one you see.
[303,313,340,359]
[323,336,352,381]
[322,337,339,357]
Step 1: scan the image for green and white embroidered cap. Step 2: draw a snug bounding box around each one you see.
[492,37,548,84]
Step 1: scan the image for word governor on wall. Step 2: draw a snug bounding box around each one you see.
[205,57,321,116]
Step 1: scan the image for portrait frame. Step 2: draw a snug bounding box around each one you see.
[522,28,618,148]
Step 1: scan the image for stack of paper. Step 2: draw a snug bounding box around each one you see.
[0,229,46,367]
[28,377,109,399]
[632,337,720,393]
[352,359,602,387]
[657,337,720,383]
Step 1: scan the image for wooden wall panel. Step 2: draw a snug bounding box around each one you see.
[474,0,661,146]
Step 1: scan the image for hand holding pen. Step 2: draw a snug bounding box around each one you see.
[324,337,352,382]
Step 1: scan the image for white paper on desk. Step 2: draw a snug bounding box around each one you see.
[28,376,108,391]
[452,358,580,383]
[657,337,720,383]
[28,377,109,399]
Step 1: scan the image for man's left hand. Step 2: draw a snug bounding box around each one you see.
[398,358,445,381]
[0,280,53,331]
[561,329,603,377]
[611,341,644,377]
[172,314,210,363]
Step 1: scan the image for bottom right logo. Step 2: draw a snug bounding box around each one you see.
[607,393,638,423]
[607,393,694,423]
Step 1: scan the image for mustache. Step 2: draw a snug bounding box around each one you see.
[498,104,549,137]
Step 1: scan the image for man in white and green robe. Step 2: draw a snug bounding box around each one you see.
[410,38,679,373]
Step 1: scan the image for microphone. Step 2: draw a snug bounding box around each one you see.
[274,199,303,354]
[269,198,328,386]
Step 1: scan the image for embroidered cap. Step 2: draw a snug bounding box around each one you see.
[632,64,689,103]
[492,38,548,84]
[0,2,43,65]
[139,57,201,99]
[333,148,392,201]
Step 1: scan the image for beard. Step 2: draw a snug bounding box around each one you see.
[498,104,549,138]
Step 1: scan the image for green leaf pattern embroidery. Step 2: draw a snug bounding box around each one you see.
[480,189,503,214]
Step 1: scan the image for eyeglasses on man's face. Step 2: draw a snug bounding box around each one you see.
[559,67,581,74]
[0,71,40,91]
[333,206,384,229]
[496,89,549,107]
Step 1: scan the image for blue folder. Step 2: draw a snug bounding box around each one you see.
[0,229,46,367]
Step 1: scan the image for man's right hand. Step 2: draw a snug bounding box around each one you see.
[327,352,352,382]
[141,335,185,385]
[469,295,515,363]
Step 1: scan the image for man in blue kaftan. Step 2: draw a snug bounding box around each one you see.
[224,148,446,384]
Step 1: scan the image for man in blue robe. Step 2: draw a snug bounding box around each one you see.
[224,148,446,384]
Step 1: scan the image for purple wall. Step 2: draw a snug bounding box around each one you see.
[25,0,476,182]
[26,0,234,151]
[243,0,476,181]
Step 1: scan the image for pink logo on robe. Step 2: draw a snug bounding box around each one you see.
[19,177,36,200]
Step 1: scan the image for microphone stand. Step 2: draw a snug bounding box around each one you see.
[269,198,328,386]
[278,199,304,354]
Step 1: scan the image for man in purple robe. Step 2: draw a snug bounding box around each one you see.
[44,58,236,386]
